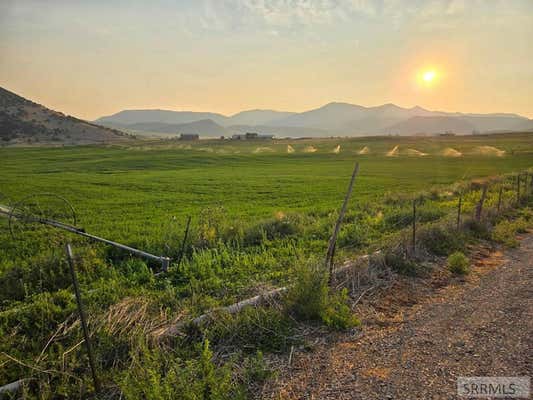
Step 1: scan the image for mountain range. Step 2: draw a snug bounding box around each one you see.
[0,86,130,145]
[95,102,533,137]
[1,85,532,145]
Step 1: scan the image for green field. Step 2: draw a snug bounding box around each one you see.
[1,132,532,395]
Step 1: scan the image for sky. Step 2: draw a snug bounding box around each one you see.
[1,0,532,120]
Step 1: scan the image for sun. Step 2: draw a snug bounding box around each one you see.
[423,70,436,82]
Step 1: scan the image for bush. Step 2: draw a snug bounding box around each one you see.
[206,306,297,353]
[119,338,244,400]
[447,251,469,275]
[491,218,528,248]
[419,225,465,256]
[463,219,491,239]
[384,251,419,276]
[286,262,359,330]
[243,213,302,246]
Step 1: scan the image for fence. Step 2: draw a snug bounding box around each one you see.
[0,167,532,395]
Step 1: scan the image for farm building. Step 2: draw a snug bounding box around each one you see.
[179,133,199,140]
[231,132,275,140]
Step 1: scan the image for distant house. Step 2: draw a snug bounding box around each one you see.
[179,133,199,140]
[231,132,274,140]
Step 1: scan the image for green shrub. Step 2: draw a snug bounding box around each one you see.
[119,338,244,400]
[419,225,465,256]
[338,223,369,249]
[384,251,419,276]
[319,288,361,330]
[286,262,359,330]
[491,218,528,248]
[243,213,302,246]
[447,251,469,275]
[463,219,491,239]
[206,306,297,353]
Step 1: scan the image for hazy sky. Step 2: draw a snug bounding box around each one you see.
[1,0,532,120]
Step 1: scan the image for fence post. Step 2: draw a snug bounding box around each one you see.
[517,174,521,204]
[65,243,101,395]
[475,185,488,221]
[456,195,462,229]
[412,199,417,255]
[497,186,503,213]
[326,162,360,284]
[176,215,192,269]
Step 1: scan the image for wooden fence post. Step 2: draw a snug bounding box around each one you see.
[475,185,488,221]
[497,186,503,213]
[456,195,462,229]
[326,162,360,284]
[65,243,101,395]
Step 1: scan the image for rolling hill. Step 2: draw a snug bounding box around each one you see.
[0,87,131,145]
[96,102,532,138]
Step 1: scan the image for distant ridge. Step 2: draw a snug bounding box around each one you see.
[95,102,532,138]
[0,86,131,145]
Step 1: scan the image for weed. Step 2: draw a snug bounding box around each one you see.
[286,261,359,330]
[447,251,469,275]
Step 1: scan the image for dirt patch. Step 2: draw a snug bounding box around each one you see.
[287,145,295,154]
[333,145,341,154]
[303,145,318,153]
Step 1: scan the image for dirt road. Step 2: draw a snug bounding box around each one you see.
[264,235,533,399]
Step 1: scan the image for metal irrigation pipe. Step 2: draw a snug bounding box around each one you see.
[0,205,171,272]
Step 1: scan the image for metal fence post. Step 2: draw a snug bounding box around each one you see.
[475,185,488,221]
[65,243,101,395]
[456,195,462,229]
[517,174,521,203]
[176,215,192,269]
[497,186,503,213]
[412,199,417,255]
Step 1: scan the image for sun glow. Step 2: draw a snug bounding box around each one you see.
[423,70,436,82]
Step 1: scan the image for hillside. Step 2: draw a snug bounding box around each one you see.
[384,116,476,135]
[127,119,229,136]
[0,87,131,145]
[95,102,532,137]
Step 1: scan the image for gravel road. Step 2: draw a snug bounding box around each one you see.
[264,235,533,399]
